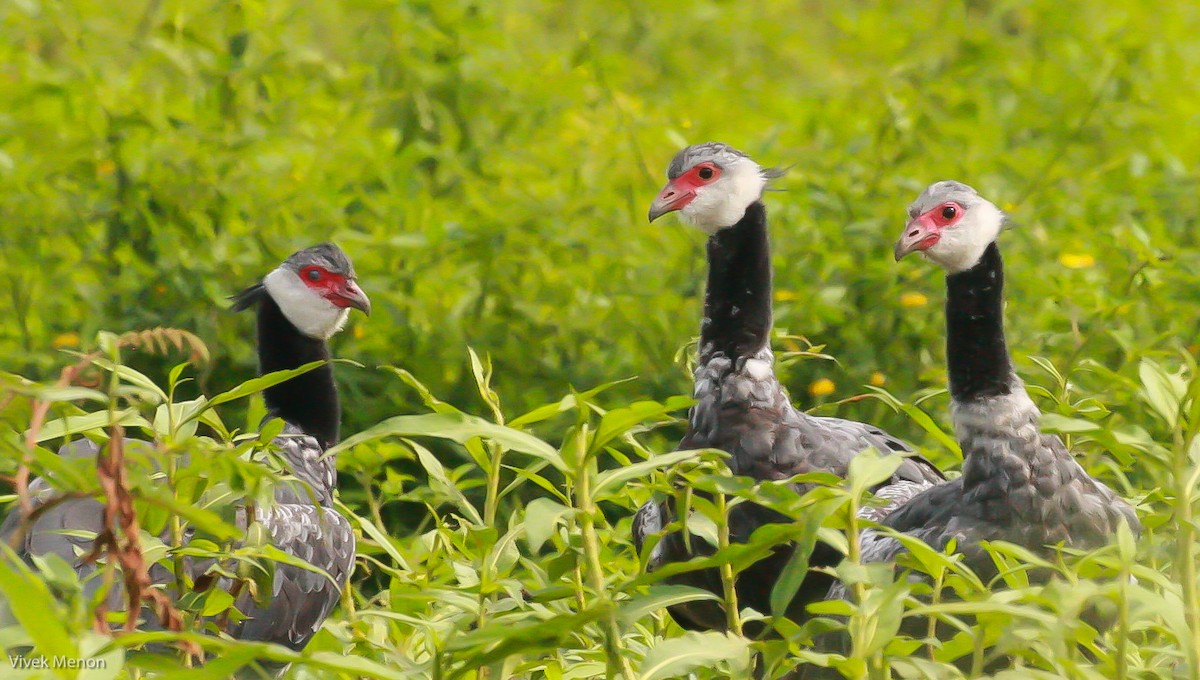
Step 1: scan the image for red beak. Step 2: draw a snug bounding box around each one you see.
[648,179,695,222]
[894,215,941,261]
[331,279,371,315]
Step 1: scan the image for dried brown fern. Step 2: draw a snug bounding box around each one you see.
[13,326,213,659]
[116,327,211,365]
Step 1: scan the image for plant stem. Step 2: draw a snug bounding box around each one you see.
[714,490,742,635]
[484,441,504,528]
[1173,427,1200,680]
[574,427,636,680]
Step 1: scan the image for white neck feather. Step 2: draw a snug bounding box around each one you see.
[263,268,349,340]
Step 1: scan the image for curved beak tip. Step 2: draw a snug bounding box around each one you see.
[345,282,371,316]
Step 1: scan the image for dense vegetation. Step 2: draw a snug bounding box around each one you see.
[3,0,1200,677]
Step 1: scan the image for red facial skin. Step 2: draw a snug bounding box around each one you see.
[299,266,371,314]
[894,201,965,260]
[648,162,723,221]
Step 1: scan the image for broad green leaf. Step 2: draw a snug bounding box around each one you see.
[617,585,721,624]
[589,396,692,453]
[769,495,844,618]
[523,497,575,552]
[0,546,76,661]
[196,361,334,415]
[1039,413,1101,434]
[329,412,563,471]
[32,409,150,443]
[1138,358,1185,428]
[593,448,707,499]
[638,631,750,680]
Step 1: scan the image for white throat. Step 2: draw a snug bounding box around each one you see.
[925,202,1005,273]
[680,158,767,234]
[263,268,349,340]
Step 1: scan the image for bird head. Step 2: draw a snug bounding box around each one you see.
[648,142,777,233]
[893,180,1007,272]
[235,243,371,340]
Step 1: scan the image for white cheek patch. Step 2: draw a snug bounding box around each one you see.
[263,268,350,340]
[924,202,1006,272]
[680,159,768,233]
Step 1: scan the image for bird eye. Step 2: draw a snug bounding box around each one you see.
[305,268,322,282]
[941,205,957,220]
[697,166,714,180]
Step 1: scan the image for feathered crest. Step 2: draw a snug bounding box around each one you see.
[230,281,268,312]
[761,163,792,191]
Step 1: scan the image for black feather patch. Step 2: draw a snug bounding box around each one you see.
[230,281,267,312]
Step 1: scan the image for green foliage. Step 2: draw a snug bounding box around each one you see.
[2,0,1200,678]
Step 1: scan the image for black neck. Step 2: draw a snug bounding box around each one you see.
[699,201,772,362]
[945,242,1014,402]
[257,296,340,448]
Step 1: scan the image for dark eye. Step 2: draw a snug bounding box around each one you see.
[697,166,714,180]
[941,205,957,220]
[306,268,322,282]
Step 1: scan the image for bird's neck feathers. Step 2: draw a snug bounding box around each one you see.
[698,200,773,367]
[256,293,341,449]
[945,242,1016,404]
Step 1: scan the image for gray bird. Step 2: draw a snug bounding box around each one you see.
[802,182,1141,677]
[633,143,945,632]
[1,243,369,673]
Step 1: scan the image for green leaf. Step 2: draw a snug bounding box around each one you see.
[865,387,961,458]
[408,438,484,526]
[590,396,691,454]
[523,497,576,552]
[329,412,564,471]
[593,448,707,499]
[1039,413,1101,434]
[380,366,463,415]
[1139,358,1185,428]
[508,378,636,428]
[0,546,76,660]
[190,360,342,420]
[638,631,750,680]
[617,585,721,624]
[341,503,411,572]
[769,496,843,618]
[31,409,150,443]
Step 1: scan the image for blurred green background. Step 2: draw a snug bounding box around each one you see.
[5,1,1200,677]
[6,0,1200,444]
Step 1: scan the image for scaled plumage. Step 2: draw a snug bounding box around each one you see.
[634,145,944,631]
[0,243,366,675]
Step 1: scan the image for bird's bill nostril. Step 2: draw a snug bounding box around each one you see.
[909,230,919,237]
[648,184,696,222]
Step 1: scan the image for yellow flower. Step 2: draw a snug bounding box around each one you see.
[809,378,836,397]
[52,332,80,349]
[869,372,886,387]
[774,290,799,302]
[899,292,928,308]
[1059,253,1095,269]
[353,324,365,340]
[96,159,116,176]
[1002,201,1019,213]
